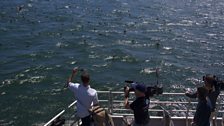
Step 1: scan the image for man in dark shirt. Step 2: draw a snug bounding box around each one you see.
[186,74,220,125]
[192,87,211,126]
[124,83,150,126]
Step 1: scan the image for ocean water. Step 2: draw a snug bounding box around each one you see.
[0,0,224,125]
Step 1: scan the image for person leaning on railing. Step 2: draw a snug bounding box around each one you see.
[65,68,99,126]
[124,83,150,126]
[185,74,221,126]
[192,87,212,126]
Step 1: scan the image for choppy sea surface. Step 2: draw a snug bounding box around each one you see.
[1,0,224,125]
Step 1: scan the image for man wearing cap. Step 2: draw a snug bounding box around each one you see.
[186,74,221,126]
[124,83,150,126]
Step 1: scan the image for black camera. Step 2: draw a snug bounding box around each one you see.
[124,80,163,99]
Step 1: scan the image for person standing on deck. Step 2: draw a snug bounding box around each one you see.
[65,68,99,126]
[192,87,212,126]
[124,83,150,126]
[186,74,221,126]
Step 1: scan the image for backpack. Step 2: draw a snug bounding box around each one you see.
[89,106,115,126]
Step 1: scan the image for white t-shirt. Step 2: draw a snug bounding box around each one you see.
[68,82,98,118]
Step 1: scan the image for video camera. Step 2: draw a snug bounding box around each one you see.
[124,80,163,99]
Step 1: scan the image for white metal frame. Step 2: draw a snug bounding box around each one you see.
[44,91,224,126]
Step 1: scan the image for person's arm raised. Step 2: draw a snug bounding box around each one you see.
[124,86,130,109]
[65,67,78,88]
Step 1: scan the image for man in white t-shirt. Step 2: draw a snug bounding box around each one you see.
[66,68,99,126]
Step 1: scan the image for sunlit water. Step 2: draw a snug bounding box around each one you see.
[0,0,224,125]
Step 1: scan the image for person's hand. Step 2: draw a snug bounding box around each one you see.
[72,67,79,74]
[185,88,191,94]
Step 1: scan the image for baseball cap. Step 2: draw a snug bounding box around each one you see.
[131,83,146,93]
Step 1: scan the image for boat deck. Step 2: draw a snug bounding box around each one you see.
[62,116,224,126]
[43,91,224,126]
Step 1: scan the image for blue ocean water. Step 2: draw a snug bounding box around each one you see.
[0,0,224,125]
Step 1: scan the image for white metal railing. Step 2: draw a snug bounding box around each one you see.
[44,101,77,126]
[43,91,224,126]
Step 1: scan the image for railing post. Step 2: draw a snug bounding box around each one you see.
[214,96,221,126]
[108,90,113,114]
[186,98,191,126]
[78,119,80,126]
[222,114,224,126]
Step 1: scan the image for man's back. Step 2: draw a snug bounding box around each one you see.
[66,68,99,126]
[130,96,149,125]
[194,100,211,126]
[68,82,98,118]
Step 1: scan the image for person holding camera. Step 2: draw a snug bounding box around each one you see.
[192,87,212,126]
[186,74,221,126]
[124,83,150,126]
[65,68,99,126]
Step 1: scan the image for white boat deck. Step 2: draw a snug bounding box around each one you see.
[61,116,223,126]
[43,91,224,126]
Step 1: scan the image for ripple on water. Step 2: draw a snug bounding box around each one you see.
[90,44,104,48]
[92,63,108,68]
[104,56,115,61]
[186,39,194,43]
[50,88,63,95]
[186,77,203,85]
[70,61,77,65]
[206,33,216,37]
[1,65,51,86]
[19,76,45,85]
[164,62,173,67]
[1,92,6,95]
[104,54,137,63]
[2,79,15,85]
[116,40,135,46]
[140,68,156,74]
[170,84,186,90]
[27,3,32,8]
[88,54,100,59]
[163,46,173,50]
[121,55,137,62]
[56,42,68,48]
[0,120,14,126]
[167,20,194,27]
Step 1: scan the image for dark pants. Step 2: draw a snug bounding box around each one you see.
[81,115,91,126]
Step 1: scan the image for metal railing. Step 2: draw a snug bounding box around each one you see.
[44,101,77,126]
[44,91,224,126]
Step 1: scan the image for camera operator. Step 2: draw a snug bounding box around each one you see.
[124,83,150,126]
[185,74,221,125]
